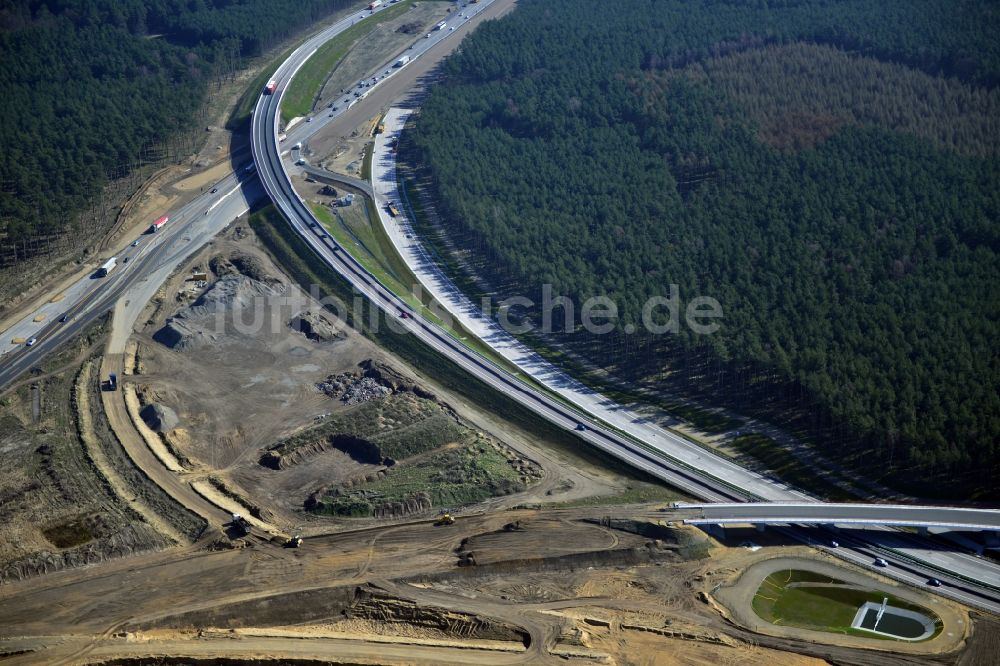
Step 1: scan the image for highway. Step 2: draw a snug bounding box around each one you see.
[679,503,1000,532]
[0,169,261,390]
[251,0,1000,613]
[0,0,996,619]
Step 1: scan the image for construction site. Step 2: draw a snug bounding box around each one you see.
[0,212,995,665]
[0,2,997,665]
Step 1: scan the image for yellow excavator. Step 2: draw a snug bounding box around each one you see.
[434,512,455,526]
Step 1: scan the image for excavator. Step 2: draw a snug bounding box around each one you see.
[434,512,455,526]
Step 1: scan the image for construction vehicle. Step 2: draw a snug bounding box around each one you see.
[231,513,252,536]
[284,534,303,548]
[434,512,455,526]
[386,201,400,217]
[108,372,118,391]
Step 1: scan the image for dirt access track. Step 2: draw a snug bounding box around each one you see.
[0,509,981,665]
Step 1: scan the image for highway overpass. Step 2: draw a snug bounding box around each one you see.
[679,503,1000,532]
[250,0,1000,612]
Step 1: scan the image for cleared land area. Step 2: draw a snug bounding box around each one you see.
[0,317,203,583]
[0,512,977,665]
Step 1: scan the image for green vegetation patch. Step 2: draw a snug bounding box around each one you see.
[269,391,461,461]
[729,433,857,501]
[248,204,694,498]
[314,442,526,517]
[406,0,1000,497]
[752,569,941,640]
[281,2,418,122]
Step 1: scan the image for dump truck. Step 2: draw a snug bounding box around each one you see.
[386,201,400,217]
[231,513,252,536]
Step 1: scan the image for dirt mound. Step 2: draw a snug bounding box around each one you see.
[289,310,344,343]
[261,433,393,471]
[139,403,179,432]
[152,317,212,351]
[184,274,283,318]
[350,585,528,644]
[153,274,285,350]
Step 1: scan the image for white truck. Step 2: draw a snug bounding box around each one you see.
[394,55,410,67]
[97,257,117,277]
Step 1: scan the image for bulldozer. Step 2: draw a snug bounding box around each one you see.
[434,512,455,526]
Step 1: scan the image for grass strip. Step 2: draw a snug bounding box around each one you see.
[248,204,686,497]
[281,1,422,123]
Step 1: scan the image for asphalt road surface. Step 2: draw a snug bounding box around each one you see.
[251,0,1000,613]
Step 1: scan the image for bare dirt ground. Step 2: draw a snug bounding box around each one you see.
[127,222,615,536]
[0,318,203,584]
[0,511,980,665]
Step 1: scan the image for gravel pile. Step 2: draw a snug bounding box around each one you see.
[342,377,391,405]
[315,373,354,398]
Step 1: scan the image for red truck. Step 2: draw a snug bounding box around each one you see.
[264,80,278,95]
[149,215,168,233]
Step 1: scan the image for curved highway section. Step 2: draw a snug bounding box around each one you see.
[250,1,1000,612]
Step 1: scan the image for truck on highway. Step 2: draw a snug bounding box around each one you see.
[96,257,117,277]
[434,20,447,31]
[149,215,169,233]
[108,373,118,391]
[368,0,382,9]
[264,80,278,95]
[394,55,410,67]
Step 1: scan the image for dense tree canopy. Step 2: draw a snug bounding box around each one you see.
[0,0,354,262]
[406,0,1000,497]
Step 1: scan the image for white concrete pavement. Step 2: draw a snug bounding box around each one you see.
[369,108,1000,596]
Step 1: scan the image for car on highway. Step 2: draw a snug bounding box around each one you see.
[829,540,839,548]
[131,240,140,247]
[59,314,69,323]
[873,558,888,567]
[122,257,129,264]
[927,578,942,587]
[306,117,313,123]
[576,423,587,431]
[211,187,218,193]
[25,337,37,347]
